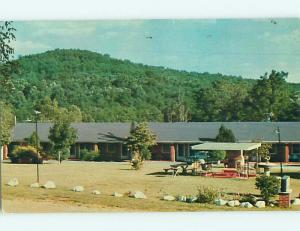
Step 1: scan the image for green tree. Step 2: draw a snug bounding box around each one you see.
[48,122,77,163]
[0,21,17,92]
[245,70,292,121]
[193,80,249,121]
[250,140,272,162]
[215,125,236,142]
[255,175,280,204]
[126,122,157,168]
[0,102,14,147]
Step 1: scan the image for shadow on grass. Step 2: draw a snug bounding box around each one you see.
[272,172,300,179]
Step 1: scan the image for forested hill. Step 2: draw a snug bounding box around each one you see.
[1,49,300,122]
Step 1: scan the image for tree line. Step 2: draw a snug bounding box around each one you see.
[0,49,299,124]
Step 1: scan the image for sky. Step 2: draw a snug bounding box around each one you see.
[12,19,300,83]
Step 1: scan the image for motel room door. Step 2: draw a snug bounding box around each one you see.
[177,144,185,161]
[121,144,130,160]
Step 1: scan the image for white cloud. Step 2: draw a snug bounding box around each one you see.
[24,21,97,37]
[11,40,52,55]
[273,29,300,44]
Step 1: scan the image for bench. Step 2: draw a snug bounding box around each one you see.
[163,167,180,177]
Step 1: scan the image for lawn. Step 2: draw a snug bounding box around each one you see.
[2,161,300,212]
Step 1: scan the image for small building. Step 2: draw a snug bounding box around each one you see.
[4,122,300,162]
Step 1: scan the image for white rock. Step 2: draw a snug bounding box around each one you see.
[7,178,19,187]
[30,182,40,188]
[234,200,240,206]
[112,192,123,197]
[73,186,84,192]
[292,198,300,205]
[227,200,240,207]
[215,199,227,206]
[255,201,266,208]
[240,202,253,208]
[43,181,56,189]
[177,195,187,202]
[163,195,176,201]
[129,191,147,199]
[92,190,101,195]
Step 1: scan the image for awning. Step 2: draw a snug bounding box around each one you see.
[191,142,261,151]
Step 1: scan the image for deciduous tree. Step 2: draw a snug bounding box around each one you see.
[48,122,77,163]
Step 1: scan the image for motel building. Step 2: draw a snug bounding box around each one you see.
[1,122,300,163]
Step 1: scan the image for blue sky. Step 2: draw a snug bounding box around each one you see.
[12,19,300,82]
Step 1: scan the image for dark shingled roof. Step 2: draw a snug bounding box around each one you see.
[11,122,300,144]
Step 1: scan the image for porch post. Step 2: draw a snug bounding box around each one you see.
[3,145,8,159]
[284,144,289,163]
[170,144,176,162]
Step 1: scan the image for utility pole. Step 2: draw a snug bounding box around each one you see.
[275,126,283,176]
[34,110,41,183]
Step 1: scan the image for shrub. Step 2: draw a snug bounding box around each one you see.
[197,186,219,203]
[240,193,257,204]
[255,175,280,204]
[10,145,42,164]
[80,149,101,161]
[131,158,143,170]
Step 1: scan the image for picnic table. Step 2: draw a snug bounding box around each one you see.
[170,162,190,174]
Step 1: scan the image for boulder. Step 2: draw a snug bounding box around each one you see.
[30,182,40,188]
[215,199,227,206]
[129,191,147,199]
[292,198,300,205]
[186,196,198,203]
[73,186,84,192]
[177,195,187,202]
[227,200,240,207]
[92,190,101,195]
[112,192,123,197]
[163,195,176,201]
[234,200,240,206]
[7,178,19,187]
[240,202,253,208]
[255,201,266,208]
[43,181,56,189]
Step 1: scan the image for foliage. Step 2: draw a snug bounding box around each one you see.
[208,150,226,161]
[197,186,219,203]
[48,122,77,162]
[0,101,14,145]
[194,80,250,121]
[80,149,101,161]
[245,70,294,121]
[10,145,41,164]
[0,49,299,123]
[25,131,41,149]
[258,143,272,161]
[130,158,143,170]
[126,122,157,169]
[215,124,236,142]
[239,193,257,205]
[0,21,17,92]
[255,175,280,204]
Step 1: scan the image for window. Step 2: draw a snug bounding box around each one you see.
[269,144,277,155]
[162,144,170,153]
[292,144,300,154]
[107,143,117,153]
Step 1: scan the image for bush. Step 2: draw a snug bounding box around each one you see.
[130,159,143,170]
[255,175,280,204]
[240,193,257,204]
[80,149,101,161]
[10,145,42,164]
[197,186,219,203]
